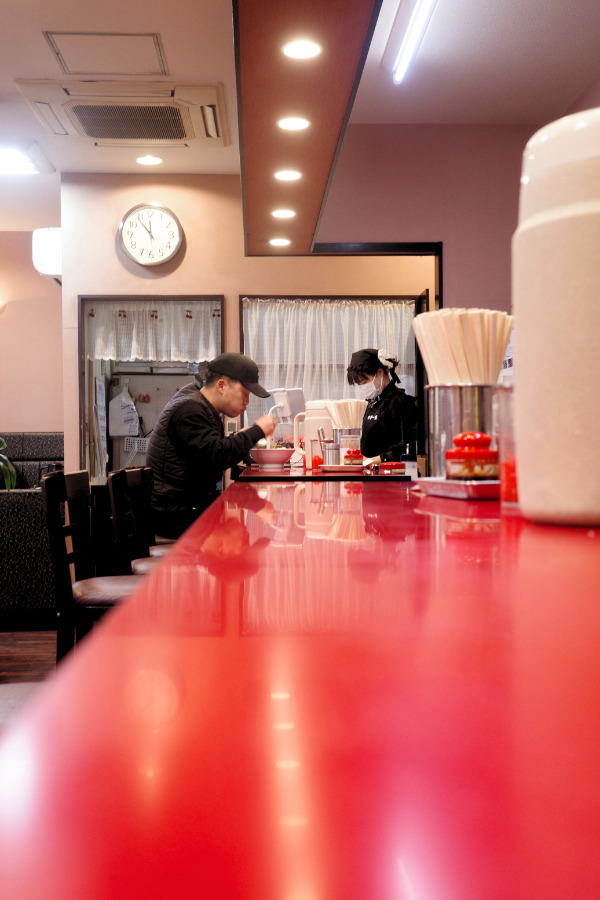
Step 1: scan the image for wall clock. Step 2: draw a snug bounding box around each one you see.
[118,202,183,266]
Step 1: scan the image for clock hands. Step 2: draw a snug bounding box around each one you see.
[137,218,154,240]
[120,205,181,265]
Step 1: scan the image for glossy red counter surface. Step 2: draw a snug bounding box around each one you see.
[1,481,600,899]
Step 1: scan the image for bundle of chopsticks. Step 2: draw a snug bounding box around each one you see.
[412,308,514,385]
[326,399,367,428]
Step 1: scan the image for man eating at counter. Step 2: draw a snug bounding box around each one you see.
[146,352,277,539]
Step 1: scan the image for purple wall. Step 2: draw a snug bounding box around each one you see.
[317,123,537,312]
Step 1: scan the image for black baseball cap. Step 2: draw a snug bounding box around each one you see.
[209,352,270,398]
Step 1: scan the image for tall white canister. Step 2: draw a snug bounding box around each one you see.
[512,107,600,524]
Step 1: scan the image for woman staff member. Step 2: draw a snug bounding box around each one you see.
[346,348,417,465]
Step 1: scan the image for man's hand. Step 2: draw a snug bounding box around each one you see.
[255,414,277,437]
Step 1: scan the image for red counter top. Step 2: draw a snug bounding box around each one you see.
[1,481,600,899]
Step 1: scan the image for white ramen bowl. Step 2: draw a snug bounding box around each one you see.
[249,447,294,469]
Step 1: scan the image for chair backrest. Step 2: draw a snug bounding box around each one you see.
[41,470,95,608]
[108,467,156,572]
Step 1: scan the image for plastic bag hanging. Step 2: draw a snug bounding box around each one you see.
[108,380,140,437]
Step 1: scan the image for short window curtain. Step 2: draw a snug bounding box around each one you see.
[85,299,222,362]
[242,296,416,423]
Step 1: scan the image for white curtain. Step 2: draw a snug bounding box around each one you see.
[85,299,222,362]
[243,296,416,420]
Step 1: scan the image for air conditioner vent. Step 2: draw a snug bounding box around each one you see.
[69,103,192,142]
[14,80,230,148]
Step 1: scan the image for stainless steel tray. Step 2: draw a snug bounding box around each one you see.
[417,477,500,500]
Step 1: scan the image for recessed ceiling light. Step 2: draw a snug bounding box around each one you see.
[269,238,291,247]
[272,209,296,219]
[274,170,302,181]
[277,117,310,131]
[283,39,322,59]
[136,154,163,166]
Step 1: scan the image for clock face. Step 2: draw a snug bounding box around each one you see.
[118,203,183,266]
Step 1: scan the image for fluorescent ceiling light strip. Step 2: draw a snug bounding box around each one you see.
[392,0,437,84]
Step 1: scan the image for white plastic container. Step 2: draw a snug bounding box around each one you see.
[512,107,600,524]
[293,400,334,469]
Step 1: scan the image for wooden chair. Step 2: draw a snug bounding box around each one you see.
[41,469,143,662]
[107,467,173,576]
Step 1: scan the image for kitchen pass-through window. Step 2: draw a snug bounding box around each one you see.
[241,295,417,425]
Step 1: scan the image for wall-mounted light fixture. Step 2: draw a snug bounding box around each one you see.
[391,0,437,84]
[32,227,62,278]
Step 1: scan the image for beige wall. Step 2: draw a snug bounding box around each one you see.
[0,232,63,432]
[61,173,434,467]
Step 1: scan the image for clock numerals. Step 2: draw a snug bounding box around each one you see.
[119,205,183,266]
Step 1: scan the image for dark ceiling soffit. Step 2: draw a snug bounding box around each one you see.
[232,0,384,258]
[231,0,248,257]
[310,0,384,254]
[312,242,443,255]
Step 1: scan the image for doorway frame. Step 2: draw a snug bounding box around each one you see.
[77,294,225,470]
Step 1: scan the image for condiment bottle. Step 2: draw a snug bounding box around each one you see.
[400,443,419,480]
[445,432,499,481]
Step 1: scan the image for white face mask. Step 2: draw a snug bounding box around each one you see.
[356,373,382,401]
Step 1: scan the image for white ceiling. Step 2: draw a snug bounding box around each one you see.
[1,0,599,232]
[355,0,600,125]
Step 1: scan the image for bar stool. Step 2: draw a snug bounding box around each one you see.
[41,470,143,662]
[108,467,173,576]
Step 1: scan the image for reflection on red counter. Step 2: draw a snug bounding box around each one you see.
[1,482,600,899]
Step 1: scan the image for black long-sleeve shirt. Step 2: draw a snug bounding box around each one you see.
[359,380,417,461]
[146,382,265,536]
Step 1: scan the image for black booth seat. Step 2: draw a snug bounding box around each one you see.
[0,488,58,629]
[1,431,64,489]
[0,432,64,630]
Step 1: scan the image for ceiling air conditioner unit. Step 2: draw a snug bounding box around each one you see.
[14,80,230,148]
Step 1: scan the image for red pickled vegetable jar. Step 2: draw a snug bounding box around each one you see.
[445,432,499,481]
